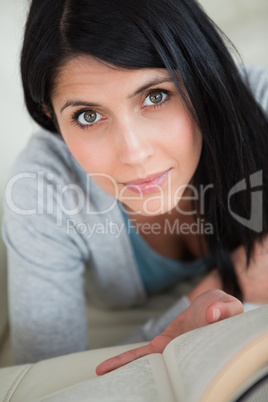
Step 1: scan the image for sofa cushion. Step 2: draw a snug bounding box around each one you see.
[0,343,146,402]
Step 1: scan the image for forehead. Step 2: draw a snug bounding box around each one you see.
[53,55,171,99]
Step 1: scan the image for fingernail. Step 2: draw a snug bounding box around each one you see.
[213,308,221,322]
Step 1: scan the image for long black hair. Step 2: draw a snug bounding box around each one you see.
[21,0,268,299]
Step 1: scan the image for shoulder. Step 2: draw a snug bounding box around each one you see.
[4,129,121,234]
[10,130,84,181]
[3,131,92,262]
[240,64,268,112]
[5,130,93,212]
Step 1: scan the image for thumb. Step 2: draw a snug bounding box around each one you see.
[206,298,244,324]
[190,289,244,327]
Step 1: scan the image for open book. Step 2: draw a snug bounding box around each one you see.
[40,305,268,402]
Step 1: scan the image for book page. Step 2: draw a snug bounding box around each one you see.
[162,305,268,402]
[39,354,176,402]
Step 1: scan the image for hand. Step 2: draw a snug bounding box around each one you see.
[231,235,268,304]
[96,289,243,375]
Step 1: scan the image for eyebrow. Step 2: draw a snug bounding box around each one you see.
[60,100,101,113]
[128,77,174,98]
[60,77,174,114]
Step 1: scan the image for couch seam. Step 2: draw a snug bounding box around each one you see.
[2,365,32,402]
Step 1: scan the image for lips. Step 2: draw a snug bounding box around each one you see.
[122,169,171,194]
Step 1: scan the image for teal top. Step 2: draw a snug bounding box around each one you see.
[121,210,208,294]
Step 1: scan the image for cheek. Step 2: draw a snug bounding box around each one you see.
[60,125,110,174]
[71,142,104,173]
[161,111,202,163]
[60,125,119,196]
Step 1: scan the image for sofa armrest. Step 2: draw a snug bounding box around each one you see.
[0,342,147,402]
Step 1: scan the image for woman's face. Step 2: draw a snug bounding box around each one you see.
[52,56,202,216]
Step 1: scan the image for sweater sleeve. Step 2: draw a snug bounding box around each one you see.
[119,296,191,344]
[242,64,268,113]
[2,142,90,364]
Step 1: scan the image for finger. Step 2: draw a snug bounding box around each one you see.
[96,344,155,376]
[206,298,244,324]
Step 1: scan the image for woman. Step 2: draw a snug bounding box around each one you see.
[3,0,268,367]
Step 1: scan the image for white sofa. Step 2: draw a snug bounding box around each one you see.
[0,342,148,402]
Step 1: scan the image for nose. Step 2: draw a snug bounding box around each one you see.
[115,121,154,167]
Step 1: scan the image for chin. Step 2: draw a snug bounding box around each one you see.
[123,198,176,217]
